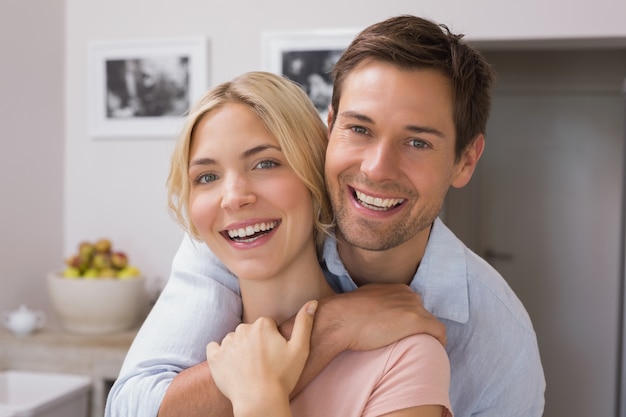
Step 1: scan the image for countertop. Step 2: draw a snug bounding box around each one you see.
[0,326,137,417]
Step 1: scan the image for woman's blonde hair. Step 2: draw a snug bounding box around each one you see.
[167,71,333,253]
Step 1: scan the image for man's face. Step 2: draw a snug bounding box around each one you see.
[325,60,475,251]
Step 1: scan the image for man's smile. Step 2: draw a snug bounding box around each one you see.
[352,188,405,211]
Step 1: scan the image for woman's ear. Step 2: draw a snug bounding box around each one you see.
[451,134,485,189]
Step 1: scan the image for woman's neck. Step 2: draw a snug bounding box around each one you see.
[239,252,335,325]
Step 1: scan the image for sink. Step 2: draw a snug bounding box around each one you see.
[0,371,90,417]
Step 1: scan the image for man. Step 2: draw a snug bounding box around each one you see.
[106,15,545,417]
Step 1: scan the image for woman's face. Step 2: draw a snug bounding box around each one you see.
[188,102,316,281]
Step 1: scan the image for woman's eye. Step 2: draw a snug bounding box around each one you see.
[196,173,218,184]
[409,139,429,149]
[255,160,278,170]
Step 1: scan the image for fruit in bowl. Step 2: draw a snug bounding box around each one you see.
[61,239,142,280]
[48,239,146,334]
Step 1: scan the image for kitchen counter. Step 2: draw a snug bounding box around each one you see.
[0,327,137,417]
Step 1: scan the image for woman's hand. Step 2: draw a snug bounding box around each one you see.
[206,300,318,416]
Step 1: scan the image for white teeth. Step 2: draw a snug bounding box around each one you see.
[355,190,404,211]
[228,221,277,239]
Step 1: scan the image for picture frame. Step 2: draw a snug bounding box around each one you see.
[88,37,208,138]
[262,28,359,121]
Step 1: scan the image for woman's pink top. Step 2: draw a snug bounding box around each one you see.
[291,333,453,417]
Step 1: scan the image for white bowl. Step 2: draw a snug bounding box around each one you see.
[47,272,146,335]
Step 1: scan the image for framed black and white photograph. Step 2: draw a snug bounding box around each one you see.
[262,29,358,122]
[88,37,208,138]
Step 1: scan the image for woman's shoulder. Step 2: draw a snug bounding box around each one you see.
[385,334,450,374]
[336,334,449,378]
[393,333,447,353]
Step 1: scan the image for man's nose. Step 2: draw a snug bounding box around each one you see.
[360,141,400,182]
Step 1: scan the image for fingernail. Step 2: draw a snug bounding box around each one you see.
[307,300,318,315]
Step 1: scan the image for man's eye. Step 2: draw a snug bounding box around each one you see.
[255,160,278,169]
[409,139,429,149]
[196,173,218,184]
[350,126,368,135]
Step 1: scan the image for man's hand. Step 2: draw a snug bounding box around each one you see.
[328,283,446,350]
[282,283,445,397]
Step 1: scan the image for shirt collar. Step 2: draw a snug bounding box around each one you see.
[323,217,470,324]
[413,218,469,324]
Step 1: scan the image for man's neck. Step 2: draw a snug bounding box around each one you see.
[337,226,431,287]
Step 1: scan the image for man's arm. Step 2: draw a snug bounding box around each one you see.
[108,237,444,416]
[105,234,241,417]
[280,283,446,396]
[158,364,233,417]
[160,285,444,416]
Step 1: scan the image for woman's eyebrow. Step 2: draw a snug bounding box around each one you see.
[241,144,281,159]
[189,144,282,168]
[189,157,216,167]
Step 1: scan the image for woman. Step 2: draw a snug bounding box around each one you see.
[167,71,452,417]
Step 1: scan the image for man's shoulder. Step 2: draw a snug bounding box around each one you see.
[449,249,545,415]
[462,246,536,334]
[426,219,535,331]
[448,246,541,380]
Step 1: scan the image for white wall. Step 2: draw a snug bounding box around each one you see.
[2,0,626,318]
[64,0,626,293]
[0,0,64,316]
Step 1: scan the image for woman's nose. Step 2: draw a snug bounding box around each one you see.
[220,175,256,210]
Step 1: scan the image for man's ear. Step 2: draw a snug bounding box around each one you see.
[326,105,334,131]
[451,134,485,189]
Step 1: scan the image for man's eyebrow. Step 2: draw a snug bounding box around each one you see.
[339,110,445,138]
[405,125,445,138]
[338,110,375,124]
[189,144,281,168]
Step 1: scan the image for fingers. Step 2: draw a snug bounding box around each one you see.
[207,301,318,364]
[206,340,220,360]
[289,300,318,351]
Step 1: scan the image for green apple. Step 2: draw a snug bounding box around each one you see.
[83,268,100,278]
[99,267,118,278]
[111,252,128,269]
[62,267,81,278]
[94,238,112,254]
[92,253,111,269]
[66,254,90,271]
[117,266,141,279]
[78,242,95,259]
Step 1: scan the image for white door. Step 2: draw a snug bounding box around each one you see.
[445,50,625,417]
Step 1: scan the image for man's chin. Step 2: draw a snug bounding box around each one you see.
[337,226,404,252]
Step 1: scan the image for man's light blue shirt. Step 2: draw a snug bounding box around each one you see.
[324,218,545,416]
[105,218,545,417]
